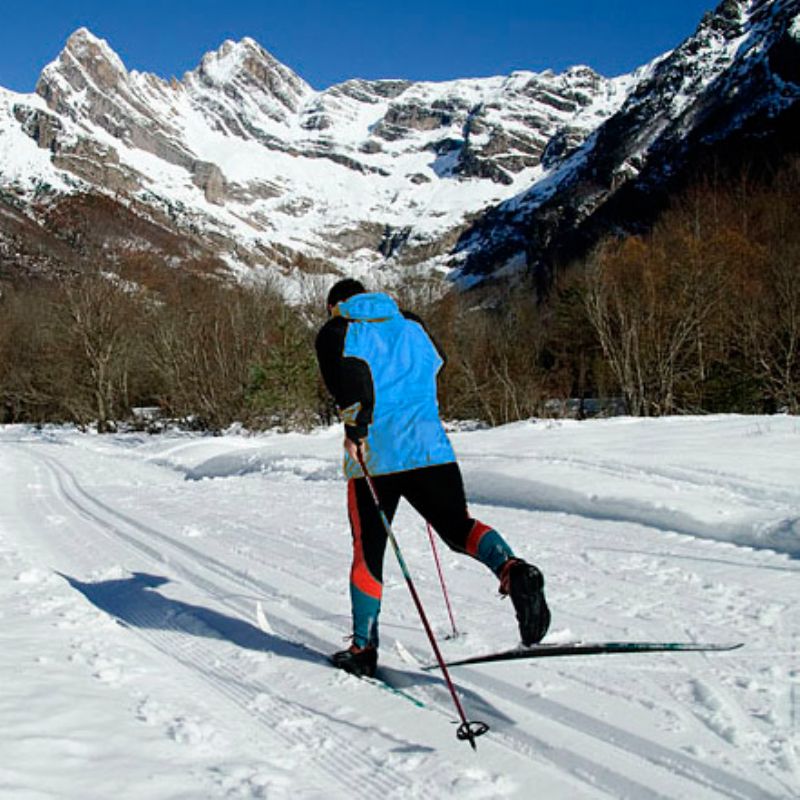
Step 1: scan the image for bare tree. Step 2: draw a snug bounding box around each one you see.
[585,212,730,416]
[59,272,142,431]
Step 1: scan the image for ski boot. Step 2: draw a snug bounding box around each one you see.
[499,558,551,646]
[331,643,378,678]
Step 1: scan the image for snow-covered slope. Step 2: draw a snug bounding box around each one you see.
[0,27,629,288]
[1,415,798,797]
[455,0,800,284]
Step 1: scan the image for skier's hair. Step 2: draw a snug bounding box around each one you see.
[327,278,366,308]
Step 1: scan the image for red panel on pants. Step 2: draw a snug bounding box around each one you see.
[347,480,383,600]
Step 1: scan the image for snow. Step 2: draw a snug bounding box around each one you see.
[0,90,73,193]
[1,414,798,798]
[1,27,643,289]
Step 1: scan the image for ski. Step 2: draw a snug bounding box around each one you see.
[325,655,427,708]
[422,640,744,669]
[254,602,425,708]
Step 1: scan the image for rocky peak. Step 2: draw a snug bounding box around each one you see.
[64,28,127,79]
[34,28,198,182]
[185,37,311,116]
[36,28,132,115]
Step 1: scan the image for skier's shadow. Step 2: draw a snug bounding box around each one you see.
[56,571,318,665]
[377,664,514,728]
[57,571,514,728]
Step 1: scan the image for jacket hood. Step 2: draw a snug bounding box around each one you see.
[336,292,401,322]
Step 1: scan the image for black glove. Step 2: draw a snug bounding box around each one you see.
[345,424,367,445]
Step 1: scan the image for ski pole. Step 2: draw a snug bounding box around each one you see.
[426,522,459,638]
[355,447,488,750]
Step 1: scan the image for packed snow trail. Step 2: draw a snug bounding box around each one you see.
[1,416,798,798]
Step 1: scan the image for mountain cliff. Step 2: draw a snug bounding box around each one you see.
[1,0,797,293]
[453,0,800,288]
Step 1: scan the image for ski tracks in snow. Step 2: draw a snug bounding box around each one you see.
[12,443,570,798]
[3,433,799,799]
[17,446,425,799]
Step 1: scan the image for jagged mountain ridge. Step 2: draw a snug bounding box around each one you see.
[453,0,800,287]
[1,0,797,293]
[0,28,630,290]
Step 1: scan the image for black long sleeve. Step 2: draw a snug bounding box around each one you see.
[315,317,374,442]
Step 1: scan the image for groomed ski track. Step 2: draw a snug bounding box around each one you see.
[1,422,798,799]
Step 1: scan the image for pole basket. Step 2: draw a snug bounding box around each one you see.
[457,720,490,750]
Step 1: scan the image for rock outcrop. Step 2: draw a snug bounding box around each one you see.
[1,1,797,294]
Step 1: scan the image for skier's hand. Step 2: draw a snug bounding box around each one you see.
[344,436,361,463]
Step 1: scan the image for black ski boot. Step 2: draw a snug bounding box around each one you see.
[331,644,378,678]
[500,558,550,646]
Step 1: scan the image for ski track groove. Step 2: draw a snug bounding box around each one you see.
[124,611,403,797]
[408,644,783,800]
[27,447,412,798]
[24,444,792,799]
[567,547,797,797]
[684,621,795,795]
[28,445,675,797]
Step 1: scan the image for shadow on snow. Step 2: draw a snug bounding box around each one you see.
[56,570,318,664]
[56,570,513,729]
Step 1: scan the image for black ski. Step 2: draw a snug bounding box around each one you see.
[422,640,744,670]
[255,601,425,707]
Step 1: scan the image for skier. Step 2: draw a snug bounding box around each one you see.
[315,279,550,677]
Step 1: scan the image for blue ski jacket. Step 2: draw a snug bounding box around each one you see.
[315,292,456,478]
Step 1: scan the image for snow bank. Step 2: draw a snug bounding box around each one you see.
[59,414,800,557]
[454,415,800,557]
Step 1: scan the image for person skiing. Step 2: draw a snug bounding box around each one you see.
[315,278,550,677]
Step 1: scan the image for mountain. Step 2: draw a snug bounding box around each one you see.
[0,28,629,290]
[453,0,800,288]
[1,0,798,293]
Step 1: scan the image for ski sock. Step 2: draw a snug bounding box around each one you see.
[465,522,515,575]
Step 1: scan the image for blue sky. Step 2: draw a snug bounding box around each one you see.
[1,1,716,92]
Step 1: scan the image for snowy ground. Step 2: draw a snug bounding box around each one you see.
[1,415,798,799]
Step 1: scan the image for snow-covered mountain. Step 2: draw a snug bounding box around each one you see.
[0,0,798,293]
[0,27,629,289]
[453,0,800,286]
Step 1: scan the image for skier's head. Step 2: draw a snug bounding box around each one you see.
[327,279,366,314]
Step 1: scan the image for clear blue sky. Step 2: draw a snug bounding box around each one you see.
[1,0,717,92]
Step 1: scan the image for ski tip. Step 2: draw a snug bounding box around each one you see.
[675,641,745,651]
[255,601,273,635]
[393,639,419,666]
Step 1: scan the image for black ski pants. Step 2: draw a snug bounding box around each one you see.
[346,461,513,647]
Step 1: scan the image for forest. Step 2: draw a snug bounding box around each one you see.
[1,158,797,430]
